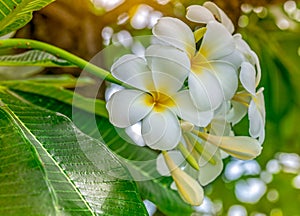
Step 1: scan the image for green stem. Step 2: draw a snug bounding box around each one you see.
[0,38,123,85]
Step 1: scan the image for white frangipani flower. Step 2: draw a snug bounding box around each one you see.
[186,1,235,33]
[153,17,238,112]
[106,45,212,151]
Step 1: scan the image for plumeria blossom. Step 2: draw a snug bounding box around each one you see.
[106,44,213,151]
[105,1,266,207]
[153,17,238,112]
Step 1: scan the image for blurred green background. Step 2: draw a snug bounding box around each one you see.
[13,0,300,215]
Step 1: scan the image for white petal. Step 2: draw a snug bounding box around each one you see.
[145,45,190,94]
[156,151,185,176]
[234,35,261,84]
[200,21,235,60]
[170,181,177,190]
[106,90,153,128]
[189,70,223,111]
[153,17,195,58]
[210,61,238,100]
[142,109,181,150]
[253,51,262,86]
[221,49,244,70]
[256,88,266,122]
[198,148,223,186]
[203,1,235,33]
[111,54,155,91]
[186,5,215,23]
[240,62,256,96]
[210,117,232,136]
[248,90,265,142]
[258,127,265,144]
[173,90,213,127]
[214,100,231,117]
[227,100,248,125]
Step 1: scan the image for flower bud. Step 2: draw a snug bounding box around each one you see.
[163,151,204,206]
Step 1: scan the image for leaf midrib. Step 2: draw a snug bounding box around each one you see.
[0,0,26,30]
[0,91,96,215]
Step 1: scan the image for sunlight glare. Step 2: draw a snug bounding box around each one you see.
[228,205,247,216]
[278,152,300,173]
[284,1,297,14]
[267,189,279,202]
[235,178,267,203]
[92,0,124,11]
[225,160,243,181]
[131,5,153,29]
[266,159,281,174]
[292,175,300,189]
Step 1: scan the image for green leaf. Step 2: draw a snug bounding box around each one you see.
[0,50,76,67]
[14,74,94,87]
[0,0,55,36]
[0,89,147,215]
[12,87,195,215]
[1,79,109,118]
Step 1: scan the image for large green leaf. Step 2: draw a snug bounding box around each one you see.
[0,88,147,215]
[0,50,75,67]
[0,0,54,36]
[10,86,195,215]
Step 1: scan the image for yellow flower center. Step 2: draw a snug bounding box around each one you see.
[190,51,211,75]
[144,91,176,112]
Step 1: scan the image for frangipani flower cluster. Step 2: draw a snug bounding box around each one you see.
[106,1,265,206]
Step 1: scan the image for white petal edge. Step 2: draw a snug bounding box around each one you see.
[111,54,155,91]
[106,89,153,128]
[200,21,235,60]
[227,100,248,125]
[210,117,232,136]
[248,89,265,142]
[221,48,244,70]
[173,90,213,127]
[198,148,223,186]
[209,61,238,100]
[156,151,185,176]
[186,5,215,23]
[240,62,256,96]
[142,109,181,150]
[203,1,235,33]
[145,45,190,94]
[153,17,196,59]
[189,69,224,111]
